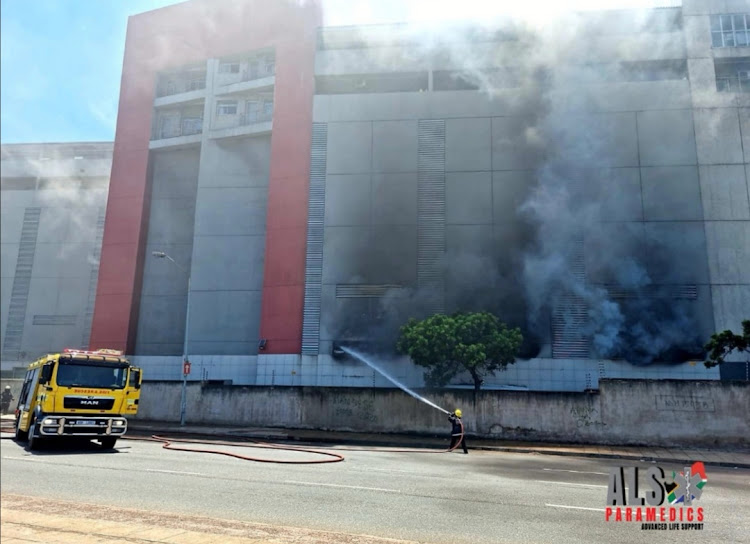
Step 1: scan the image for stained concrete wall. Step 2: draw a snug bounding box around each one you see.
[312,19,715,364]
[135,147,201,355]
[188,136,270,356]
[1,143,112,369]
[684,0,750,374]
[134,379,750,447]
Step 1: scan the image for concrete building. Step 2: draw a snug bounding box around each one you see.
[47,0,750,389]
[0,142,113,371]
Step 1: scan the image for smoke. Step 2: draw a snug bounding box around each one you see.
[327,5,705,364]
[21,152,108,266]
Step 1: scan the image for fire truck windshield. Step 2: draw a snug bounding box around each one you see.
[56,362,128,389]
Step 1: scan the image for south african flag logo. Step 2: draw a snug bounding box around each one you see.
[666,461,708,505]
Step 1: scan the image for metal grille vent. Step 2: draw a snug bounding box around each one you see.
[417,119,446,315]
[2,207,41,361]
[552,237,590,359]
[335,284,406,298]
[601,284,698,300]
[301,123,328,355]
[33,315,77,326]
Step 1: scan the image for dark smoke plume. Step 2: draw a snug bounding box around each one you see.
[329,9,705,364]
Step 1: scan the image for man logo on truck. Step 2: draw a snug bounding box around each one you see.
[13,348,143,451]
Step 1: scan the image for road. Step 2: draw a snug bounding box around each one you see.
[1,436,748,544]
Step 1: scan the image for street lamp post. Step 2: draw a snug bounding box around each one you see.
[152,251,190,426]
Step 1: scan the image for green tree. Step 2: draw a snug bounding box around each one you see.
[396,311,523,391]
[704,319,750,368]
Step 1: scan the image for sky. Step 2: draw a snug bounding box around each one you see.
[0,0,680,144]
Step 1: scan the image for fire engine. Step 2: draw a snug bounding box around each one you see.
[14,348,142,450]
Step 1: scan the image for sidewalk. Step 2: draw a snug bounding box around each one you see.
[128,420,750,469]
[1,494,419,544]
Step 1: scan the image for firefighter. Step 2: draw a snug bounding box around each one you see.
[448,409,468,454]
[1,386,14,415]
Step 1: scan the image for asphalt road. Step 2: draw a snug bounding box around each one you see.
[1,436,748,544]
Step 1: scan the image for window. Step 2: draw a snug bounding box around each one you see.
[216,100,238,115]
[56,362,128,389]
[187,77,205,91]
[715,57,750,92]
[219,62,240,74]
[242,100,273,124]
[711,14,750,48]
[158,115,180,138]
[182,117,203,135]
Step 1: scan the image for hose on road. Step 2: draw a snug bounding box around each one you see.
[3,418,466,461]
[123,434,346,464]
[122,421,465,462]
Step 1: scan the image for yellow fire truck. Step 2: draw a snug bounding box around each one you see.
[13,348,142,450]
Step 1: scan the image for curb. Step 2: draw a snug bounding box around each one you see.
[127,426,750,470]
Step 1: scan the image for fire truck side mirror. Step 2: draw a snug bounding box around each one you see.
[131,369,141,390]
[39,363,54,385]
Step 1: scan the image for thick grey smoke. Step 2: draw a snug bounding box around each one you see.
[329,7,705,364]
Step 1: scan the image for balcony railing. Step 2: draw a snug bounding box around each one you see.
[239,110,273,126]
[154,118,203,140]
[240,63,275,83]
[156,77,207,98]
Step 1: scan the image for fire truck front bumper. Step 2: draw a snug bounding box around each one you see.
[39,416,128,437]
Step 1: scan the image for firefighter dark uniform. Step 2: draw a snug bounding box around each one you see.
[1,386,13,415]
[448,409,468,454]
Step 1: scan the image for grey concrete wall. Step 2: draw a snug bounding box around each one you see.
[1,143,112,369]
[134,379,750,447]
[189,136,270,355]
[135,147,201,355]
[685,2,750,362]
[314,57,715,362]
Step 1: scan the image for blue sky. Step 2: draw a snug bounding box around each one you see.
[1,0,662,144]
[1,0,182,143]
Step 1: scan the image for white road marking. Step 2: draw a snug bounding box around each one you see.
[3,456,202,477]
[2,456,47,463]
[545,504,607,512]
[535,480,608,489]
[285,480,401,493]
[144,468,205,476]
[542,468,608,476]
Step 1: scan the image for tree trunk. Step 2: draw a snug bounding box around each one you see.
[470,369,482,391]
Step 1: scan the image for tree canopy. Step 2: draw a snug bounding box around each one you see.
[396,311,523,391]
[704,319,749,368]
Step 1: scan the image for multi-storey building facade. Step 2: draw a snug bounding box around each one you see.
[0,142,113,370]
[55,0,750,389]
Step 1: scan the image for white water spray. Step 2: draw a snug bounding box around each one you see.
[340,346,450,414]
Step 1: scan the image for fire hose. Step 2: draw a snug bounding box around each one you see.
[122,434,345,464]
[2,419,465,462]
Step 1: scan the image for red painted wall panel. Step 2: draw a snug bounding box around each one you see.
[90,0,321,354]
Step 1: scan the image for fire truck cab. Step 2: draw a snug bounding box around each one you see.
[14,348,142,451]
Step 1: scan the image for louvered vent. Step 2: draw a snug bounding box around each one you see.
[33,315,77,326]
[301,123,328,355]
[335,284,406,298]
[417,119,446,315]
[552,237,590,359]
[2,207,41,360]
[602,284,698,299]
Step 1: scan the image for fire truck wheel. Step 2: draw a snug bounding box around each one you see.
[14,416,28,442]
[26,418,43,451]
[99,437,118,450]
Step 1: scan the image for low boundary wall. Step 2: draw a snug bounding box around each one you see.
[132,379,749,448]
